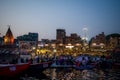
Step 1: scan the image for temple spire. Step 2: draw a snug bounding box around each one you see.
[4,25,14,45]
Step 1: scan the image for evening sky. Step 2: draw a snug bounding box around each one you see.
[0,0,120,40]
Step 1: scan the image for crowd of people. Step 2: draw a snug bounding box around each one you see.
[42,54,114,80]
[0,53,113,71]
[1,53,117,80]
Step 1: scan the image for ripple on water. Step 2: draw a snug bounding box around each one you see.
[43,68,120,80]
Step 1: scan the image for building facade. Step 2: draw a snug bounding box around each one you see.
[56,29,66,44]
[17,32,38,41]
[106,33,120,50]
[90,32,106,51]
[65,33,81,44]
[17,32,38,50]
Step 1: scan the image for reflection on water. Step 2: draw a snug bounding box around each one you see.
[43,68,120,80]
[4,68,119,80]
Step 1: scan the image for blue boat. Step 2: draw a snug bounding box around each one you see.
[74,64,95,70]
[51,62,74,68]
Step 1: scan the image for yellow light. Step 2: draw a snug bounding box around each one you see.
[37,49,39,52]
[45,44,49,46]
[32,47,36,50]
[92,43,96,46]
[4,37,8,42]
[5,39,7,42]
[66,45,74,49]
[76,43,80,46]
[59,43,63,46]
[68,43,71,46]
[40,49,46,54]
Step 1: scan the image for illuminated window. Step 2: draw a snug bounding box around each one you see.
[92,43,96,46]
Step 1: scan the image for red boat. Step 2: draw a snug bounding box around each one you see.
[25,61,52,76]
[0,62,30,77]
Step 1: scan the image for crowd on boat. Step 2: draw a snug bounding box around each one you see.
[52,55,74,65]
[0,53,113,70]
[74,54,113,70]
[48,54,113,71]
[0,52,119,80]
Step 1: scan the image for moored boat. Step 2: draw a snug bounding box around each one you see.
[51,61,74,68]
[74,63,97,70]
[111,46,120,69]
[0,62,30,77]
[112,63,120,69]
[74,55,99,70]
[28,61,52,71]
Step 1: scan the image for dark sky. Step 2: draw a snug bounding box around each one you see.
[0,0,120,40]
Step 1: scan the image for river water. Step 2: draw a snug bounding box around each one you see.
[43,68,120,80]
[0,68,119,80]
[17,68,120,80]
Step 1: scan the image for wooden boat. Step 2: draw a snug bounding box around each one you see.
[51,61,74,68]
[0,62,30,77]
[111,46,120,69]
[28,61,52,71]
[112,63,120,69]
[74,62,97,70]
[74,65,95,70]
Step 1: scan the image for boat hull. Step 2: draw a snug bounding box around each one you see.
[112,63,120,69]
[0,63,30,77]
[74,63,97,70]
[28,61,52,71]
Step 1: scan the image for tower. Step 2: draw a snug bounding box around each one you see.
[4,25,14,45]
[56,29,66,44]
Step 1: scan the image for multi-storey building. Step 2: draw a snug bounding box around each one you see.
[70,33,81,44]
[106,33,120,50]
[90,32,106,50]
[65,33,81,45]
[56,29,66,44]
[17,32,38,49]
[109,37,118,49]
[17,32,38,41]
